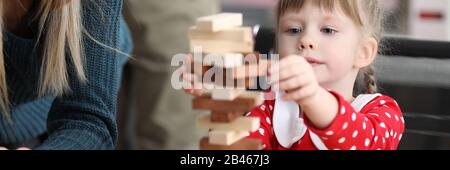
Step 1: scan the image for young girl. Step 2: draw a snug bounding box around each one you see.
[0,0,131,150]
[244,0,405,150]
[183,0,405,150]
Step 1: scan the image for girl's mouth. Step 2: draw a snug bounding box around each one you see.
[304,56,325,66]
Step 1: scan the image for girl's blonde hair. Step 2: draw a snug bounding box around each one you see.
[276,0,383,95]
[0,0,85,117]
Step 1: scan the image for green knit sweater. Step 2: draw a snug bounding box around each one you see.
[0,0,132,149]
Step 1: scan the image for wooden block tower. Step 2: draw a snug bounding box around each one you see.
[188,13,266,150]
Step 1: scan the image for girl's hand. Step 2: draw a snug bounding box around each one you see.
[179,54,205,97]
[269,55,321,106]
[269,55,339,129]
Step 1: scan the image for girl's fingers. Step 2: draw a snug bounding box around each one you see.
[278,63,310,82]
[278,74,310,91]
[192,89,205,97]
[276,55,302,69]
[182,72,195,83]
[270,64,304,85]
[183,85,205,97]
[183,73,201,89]
[182,71,206,96]
[269,56,308,84]
[183,88,193,93]
[282,83,317,102]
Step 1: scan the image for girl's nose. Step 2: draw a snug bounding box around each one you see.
[298,33,316,50]
[299,43,314,50]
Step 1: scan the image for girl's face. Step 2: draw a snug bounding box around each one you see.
[277,1,363,89]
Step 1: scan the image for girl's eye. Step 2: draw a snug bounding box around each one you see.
[285,27,302,35]
[321,27,338,35]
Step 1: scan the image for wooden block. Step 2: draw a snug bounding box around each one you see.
[238,91,265,102]
[190,39,253,54]
[190,52,261,70]
[190,61,267,90]
[201,90,212,97]
[211,111,244,123]
[191,59,269,80]
[189,26,252,43]
[190,60,259,90]
[214,64,262,79]
[216,77,257,89]
[197,115,259,132]
[226,63,266,79]
[193,53,244,68]
[209,130,248,145]
[190,78,256,91]
[211,89,245,101]
[228,57,270,79]
[193,96,253,112]
[191,67,258,89]
[192,52,261,63]
[192,92,264,112]
[196,13,243,32]
[200,137,263,150]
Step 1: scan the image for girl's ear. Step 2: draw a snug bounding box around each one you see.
[354,37,378,68]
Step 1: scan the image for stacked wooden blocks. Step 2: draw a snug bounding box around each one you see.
[188,13,266,150]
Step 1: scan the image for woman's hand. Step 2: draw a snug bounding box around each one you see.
[179,54,205,97]
[268,55,321,106]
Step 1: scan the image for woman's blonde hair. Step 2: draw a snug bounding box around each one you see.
[276,0,383,95]
[0,0,85,117]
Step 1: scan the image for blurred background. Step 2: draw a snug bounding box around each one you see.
[119,0,450,150]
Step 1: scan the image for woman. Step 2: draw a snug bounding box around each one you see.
[0,0,132,149]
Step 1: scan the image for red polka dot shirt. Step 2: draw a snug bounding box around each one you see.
[246,91,405,150]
